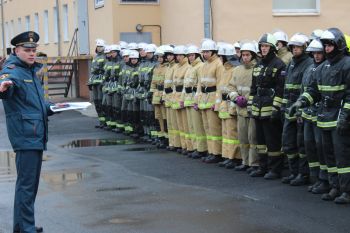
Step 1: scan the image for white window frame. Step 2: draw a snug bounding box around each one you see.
[62,4,69,41]
[272,0,320,16]
[95,0,104,8]
[17,18,22,34]
[119,0,159,5]
[53,7,58,43]
[34,13,39,34]
[25,15,30,31]
[44,10,49,44]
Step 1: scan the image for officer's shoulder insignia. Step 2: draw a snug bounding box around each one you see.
[7,64,15,69]
[0,74,9,80]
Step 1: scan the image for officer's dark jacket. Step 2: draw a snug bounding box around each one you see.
[301,53,350,129]
[300,61,324,123]
[248,52,286,119]
[282,53,313,121]
[89,52,106,85]
[0,54,53,151]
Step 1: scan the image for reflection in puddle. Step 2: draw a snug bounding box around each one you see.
[123,147,157,152]
[42,170,99,190]
[61,139,137,148]
[108,218,139,224]
[0,151,51,183]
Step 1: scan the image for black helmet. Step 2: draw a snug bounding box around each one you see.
[320,27,347,52]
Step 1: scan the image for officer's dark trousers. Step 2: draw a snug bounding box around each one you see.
[282,120,308,176]
[304,121,327,181]
[322,129,350,193]
[256,118,283,174]
[13,150,43,233]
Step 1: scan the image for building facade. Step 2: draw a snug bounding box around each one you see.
[0,0,348,57]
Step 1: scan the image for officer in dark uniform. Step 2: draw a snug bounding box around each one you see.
[0,31,53,232]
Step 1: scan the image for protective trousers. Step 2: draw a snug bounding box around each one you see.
[201,109,222,155]
[256,119,283,174]
[237,116,258,167]
[176,109,189,150]
[112,93,123,129]
[304,121,326,180]
[166,107,175,147]
[170,108,181,148]
[13,150,43,233]
[282,120,308,176]
[221,117,240,159]
[154,104,166,138]
[321,129,350,192]
[105,94,113,128]
[188,107,207,153]
[92,84,105,125]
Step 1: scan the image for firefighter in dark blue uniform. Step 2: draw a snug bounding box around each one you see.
[0,31,54,233]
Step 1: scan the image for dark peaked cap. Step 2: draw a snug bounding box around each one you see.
[11,31,39,48]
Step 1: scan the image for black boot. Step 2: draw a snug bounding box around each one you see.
[192,151,207,159]
[234,164,249,171]
[218,159,231,167]
[308,180,322,192]
[312,181,330,194]
[290,174,309,186]
[264,171,280,180]
[334,192,350,204]
[281,174,297,184]
[205,155,223,164]
[250,168,266,177]
[321,188,340,201]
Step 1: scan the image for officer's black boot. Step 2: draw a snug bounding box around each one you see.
[282,157,299,184]
[225,159,241,169]
[250,153,268,177]
[334,192,350,204]
[290,157,310,186]
[312,180,330,194]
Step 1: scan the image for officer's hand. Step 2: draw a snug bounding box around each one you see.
[193,103,199,111]
[180,101,184,108]
[289,100,305,117]
[0,80,13,92]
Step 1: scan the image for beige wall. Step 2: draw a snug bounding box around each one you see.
[1,0,349,57]
[1,0,77,56]
[160,0,204,46]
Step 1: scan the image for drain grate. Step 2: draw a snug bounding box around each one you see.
[96,186,136,192]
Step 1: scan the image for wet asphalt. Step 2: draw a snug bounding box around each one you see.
[0,103,349,233]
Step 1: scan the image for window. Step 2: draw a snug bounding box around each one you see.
[34,13,39,33]
[62,4,69,41]
[53,7,58,42]
[10,20,14,38]
[95,0,104,8]
[120,0,158,3]
[25,15,30,31]
[17,18,22,34]
[43,10,49,43]
[273,0,320,15]
[5,22,9,47]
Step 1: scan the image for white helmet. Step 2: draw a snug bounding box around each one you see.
[138,42,148,50]
[129,50,139,59]
[109,44,120,51]
[162,45,174,53]
[121,49,131,57]
[104,45,111,54]
[96,38,105,47]
[155,46,165,56]
[306,39,324,52]
[288,33,308,47]
[240,42,257,54]
[127,42,138,50]
[310,29,324,40]
[200,39,217,51]
[218,43,235,56]
[186,45,200,54]
[174,45,187,55]
[119,41,128,49]
[145,44,156,53]
[233,42,241,49]
[273,31,289,43]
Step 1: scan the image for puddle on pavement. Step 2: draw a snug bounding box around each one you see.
[96,186,136,192]
[61,139,137,148]
[108,218,139,224]
[0,151,51,183]
[123,147,157,152]
[41,170,98,187]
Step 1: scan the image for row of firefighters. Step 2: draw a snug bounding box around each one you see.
[88,27,350,204]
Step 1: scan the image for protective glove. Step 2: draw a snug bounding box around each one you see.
[337,114,350,136]
[211,104,215,111]
[180,101,184,108]
[235,95,248,108]
[288,100,306,117]
[193,103,199,111]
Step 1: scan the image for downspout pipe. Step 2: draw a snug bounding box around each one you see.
[204,0,212,39]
